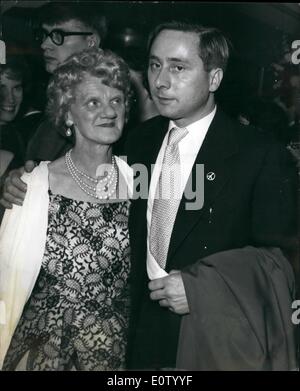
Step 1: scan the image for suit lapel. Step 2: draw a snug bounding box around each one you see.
[133,116,169,184]
[130,116,169,266]
[167,109,239,264]
[131,116,169,220]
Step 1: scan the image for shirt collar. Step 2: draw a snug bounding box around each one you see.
[168,105,217,136]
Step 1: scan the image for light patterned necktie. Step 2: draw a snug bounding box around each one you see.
[150,126,188,269]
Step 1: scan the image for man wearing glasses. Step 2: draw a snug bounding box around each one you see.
[24,2,107,161]
[34,4,103,74]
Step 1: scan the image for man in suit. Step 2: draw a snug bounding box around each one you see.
[0,21,298,370]
[125,21,297,369]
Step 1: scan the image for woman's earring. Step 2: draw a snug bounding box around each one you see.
[65,120,73,137]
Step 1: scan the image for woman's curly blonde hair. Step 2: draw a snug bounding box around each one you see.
[46,48,133,132]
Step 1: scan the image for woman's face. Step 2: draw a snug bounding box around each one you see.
[0,72,23,125]
[68,75,126,146]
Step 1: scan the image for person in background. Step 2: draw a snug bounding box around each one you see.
[24,2,107,162]
[102,26,159,155]
[237,95,290,145]
[0,48,133,371]
[0,55,29,174]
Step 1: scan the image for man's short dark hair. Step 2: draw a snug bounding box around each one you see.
[147,21,230,73]
[36,2,107,42]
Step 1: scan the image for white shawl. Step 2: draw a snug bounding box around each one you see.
[0,162,49,369]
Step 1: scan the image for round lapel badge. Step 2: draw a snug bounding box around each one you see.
[206,172,216,181]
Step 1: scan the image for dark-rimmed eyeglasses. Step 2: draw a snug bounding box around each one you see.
[34,28,93,46]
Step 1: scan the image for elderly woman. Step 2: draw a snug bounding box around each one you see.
[0,48,133,371]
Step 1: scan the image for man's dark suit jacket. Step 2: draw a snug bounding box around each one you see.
[125,109,298,369]
[25,119,73,162]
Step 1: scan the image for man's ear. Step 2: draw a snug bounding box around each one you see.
[209,68,223,92]
[87,33,100,48]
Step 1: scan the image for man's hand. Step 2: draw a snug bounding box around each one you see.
[148,270,190,315]
[0,160,35,208]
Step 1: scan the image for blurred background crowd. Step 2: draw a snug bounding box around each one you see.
[0,1,300,174]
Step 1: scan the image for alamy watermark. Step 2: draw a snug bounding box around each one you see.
[292,300,300,325]
[95,156,205,210]
[0,39,5,64]
[291,40,300,65]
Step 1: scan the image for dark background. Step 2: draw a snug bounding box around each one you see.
[1,1,300,116]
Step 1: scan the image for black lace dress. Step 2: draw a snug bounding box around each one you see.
[3,192,131,371]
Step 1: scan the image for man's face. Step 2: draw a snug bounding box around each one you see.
[0,72,23,125]
[41,20,92,74]
[148,29,219,127]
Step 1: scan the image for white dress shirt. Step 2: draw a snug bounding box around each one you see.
[146,106,217,280]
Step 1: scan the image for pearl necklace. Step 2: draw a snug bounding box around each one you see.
[65,150,117,191]
[65,150,118,200]
[66,149,116,183]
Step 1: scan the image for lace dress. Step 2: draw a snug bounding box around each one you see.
[3,192,131,371]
